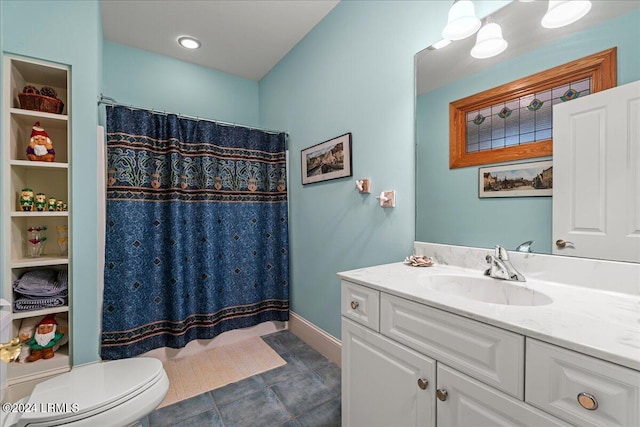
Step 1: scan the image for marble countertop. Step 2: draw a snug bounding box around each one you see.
[338,262,640,371]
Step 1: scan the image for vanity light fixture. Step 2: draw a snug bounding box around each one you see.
[177,36,201,49]
[442,0,481,41]
[470,22,508,59]
[541,0,592,29]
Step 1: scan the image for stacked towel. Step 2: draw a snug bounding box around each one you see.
[13,269,68,312]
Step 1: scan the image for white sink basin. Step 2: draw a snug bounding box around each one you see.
[424,274,552,306]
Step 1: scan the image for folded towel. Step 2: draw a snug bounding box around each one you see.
[13,295,67,312]
[13,268,68,297]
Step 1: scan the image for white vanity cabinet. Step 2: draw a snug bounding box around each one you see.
[341,279,620,427]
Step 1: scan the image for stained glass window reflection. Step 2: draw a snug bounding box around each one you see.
[466,78,591,153]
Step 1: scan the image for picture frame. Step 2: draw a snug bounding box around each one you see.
[301,132,352,185]
[479,160,552,198]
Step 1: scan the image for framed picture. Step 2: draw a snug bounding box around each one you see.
[479,160,552,198]
[301,132,352,185]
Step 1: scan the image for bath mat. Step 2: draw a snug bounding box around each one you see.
[159,336,286,408]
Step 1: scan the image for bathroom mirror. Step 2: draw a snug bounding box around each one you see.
[415,0,639,259]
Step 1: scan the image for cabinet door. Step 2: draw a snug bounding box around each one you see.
[342,318,435,427]
[437,364,569,427]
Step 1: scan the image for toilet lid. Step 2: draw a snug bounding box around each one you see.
[19,357,164,425]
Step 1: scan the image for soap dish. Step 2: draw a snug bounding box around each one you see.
[404,255,434,267]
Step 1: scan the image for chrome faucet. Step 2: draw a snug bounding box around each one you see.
[484,245,525,282]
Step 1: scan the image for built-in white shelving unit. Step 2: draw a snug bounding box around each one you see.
[2,55,72,392]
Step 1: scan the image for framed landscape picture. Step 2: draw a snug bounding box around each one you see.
[301,133,352,185]
[479,160,552,198]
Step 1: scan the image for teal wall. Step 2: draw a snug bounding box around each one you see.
[1,1,102,365]
[102,41,259,126]
[258,0,508,339]
[0,0,511,360]
[416,9,640,254]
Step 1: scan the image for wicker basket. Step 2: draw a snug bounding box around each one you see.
[18,93,64,114]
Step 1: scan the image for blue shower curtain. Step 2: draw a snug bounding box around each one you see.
[101,106,289,359]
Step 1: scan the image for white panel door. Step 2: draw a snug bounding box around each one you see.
[553,80,640,262]
[342,318,435,427]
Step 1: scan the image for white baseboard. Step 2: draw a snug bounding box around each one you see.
[289,311,342,367]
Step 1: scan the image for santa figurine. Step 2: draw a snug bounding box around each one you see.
[25,315,64,362]
[26,122,55,162]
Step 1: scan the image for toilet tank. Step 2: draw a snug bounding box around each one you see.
[0,298,11,403]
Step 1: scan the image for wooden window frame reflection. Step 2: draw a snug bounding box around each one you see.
[449,48,617,169]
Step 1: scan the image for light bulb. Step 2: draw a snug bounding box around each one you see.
[471,23,508,59]
[541,1,592,29]
[442,1,481,41]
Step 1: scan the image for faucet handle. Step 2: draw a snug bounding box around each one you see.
[484,254,494,276]
[495,245,509,260]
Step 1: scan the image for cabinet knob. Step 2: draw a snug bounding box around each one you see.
[417,378,428,390]
[436,389,448,401]
[577,392,598,410]
[350,301,359,310]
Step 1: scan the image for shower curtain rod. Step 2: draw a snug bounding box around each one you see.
[97,93,289,137]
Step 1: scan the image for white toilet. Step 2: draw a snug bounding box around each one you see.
[1,357,168,427]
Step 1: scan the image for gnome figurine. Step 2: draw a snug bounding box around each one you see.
[26,122,55,162]
[25,315,63,362]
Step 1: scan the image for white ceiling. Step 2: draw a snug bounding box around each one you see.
[100,0,340,81]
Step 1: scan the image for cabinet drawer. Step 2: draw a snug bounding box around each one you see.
[526,339,640,427]
[380,293,524,399]
[341,281,380,331]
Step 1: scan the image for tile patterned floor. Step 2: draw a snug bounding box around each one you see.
[141,331,341,427]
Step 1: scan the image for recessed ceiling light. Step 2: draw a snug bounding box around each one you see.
[178,36,201,49]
